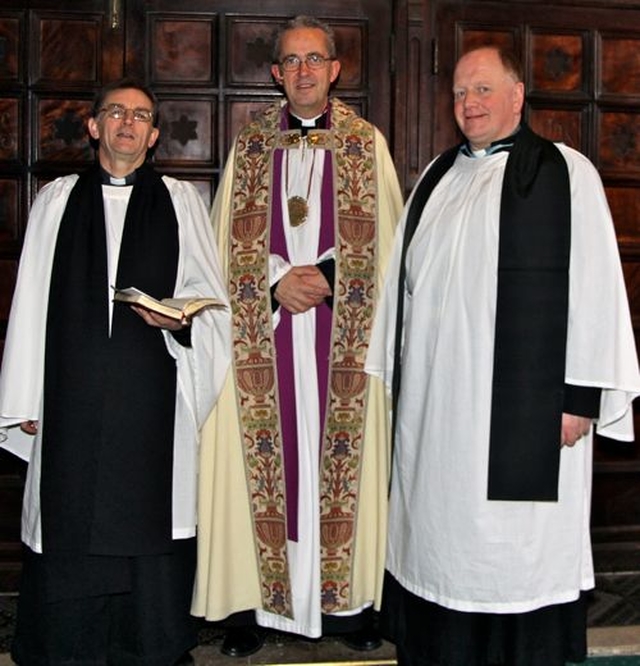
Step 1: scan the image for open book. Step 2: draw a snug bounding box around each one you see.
[113,286,225,321]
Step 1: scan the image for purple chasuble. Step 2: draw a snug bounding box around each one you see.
[271,108,334,541]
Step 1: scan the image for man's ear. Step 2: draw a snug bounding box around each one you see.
[147,127,160,149]
[271,63,283,84]
[329,59,341,84]
[87,117,100,141]
[513,81,525,114]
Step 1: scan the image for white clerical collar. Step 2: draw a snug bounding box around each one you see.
[291,112,325,127]
[100,167,136,186]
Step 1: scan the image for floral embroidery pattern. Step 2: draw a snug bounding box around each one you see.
[229,104,293,617]
[320,110,377,613]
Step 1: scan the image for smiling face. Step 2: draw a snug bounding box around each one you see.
[453,47,524,150]
[270,27,341,119]
[87,87,159,176]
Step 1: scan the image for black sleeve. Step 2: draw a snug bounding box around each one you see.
[270,283,279,313]
[563,384,601,418]
[170,325,192,348]
[316,258,335,308]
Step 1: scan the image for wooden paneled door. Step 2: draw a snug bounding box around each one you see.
[427,0,640,572]
[0,0,397,591]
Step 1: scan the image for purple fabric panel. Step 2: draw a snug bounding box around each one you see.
[316,150,334,452]
[271,145,300,542]
[270,105,335,541]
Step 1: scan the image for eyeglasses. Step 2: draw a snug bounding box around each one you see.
[99,103,154,123]
[279,53,334,72]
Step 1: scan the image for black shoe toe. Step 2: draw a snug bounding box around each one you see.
[173,651,194,665]
[342,627,383,651]
[220,627,265,658]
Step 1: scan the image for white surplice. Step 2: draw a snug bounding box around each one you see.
[367,145,640,613]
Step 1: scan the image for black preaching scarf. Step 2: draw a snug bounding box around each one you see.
[42,163,180,561]
[391,125,574,502]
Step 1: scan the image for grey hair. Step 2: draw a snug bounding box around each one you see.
[272,15,337,63]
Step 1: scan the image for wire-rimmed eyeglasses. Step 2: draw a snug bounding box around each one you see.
[99,103,154,123]
[279,53,335,72]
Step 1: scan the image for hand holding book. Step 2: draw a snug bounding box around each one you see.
[113,286,225,323]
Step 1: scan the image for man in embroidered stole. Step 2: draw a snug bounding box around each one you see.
[366,46,640,665]
[0,79,231,665]
[193,15,403,655]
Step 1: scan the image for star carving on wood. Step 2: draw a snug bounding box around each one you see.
[169,114,198,146]
[610,124,636,160]
[54,110,84,146]
[246,35,274,68]
[544,47,572,81]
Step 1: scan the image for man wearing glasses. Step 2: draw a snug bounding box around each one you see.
[193,14,403,658]
[0,79,230,665]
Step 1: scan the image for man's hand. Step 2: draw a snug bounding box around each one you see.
[130,305,188,331]
[561,413,592,447]
[20,421,38,435]
[274,265,332,314]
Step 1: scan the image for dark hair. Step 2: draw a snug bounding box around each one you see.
[272,15,337,63]
[91,78,159,126]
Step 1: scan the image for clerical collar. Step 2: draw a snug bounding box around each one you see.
[460,126,521,158]
[287,109,328,136]
[100,167,137,186]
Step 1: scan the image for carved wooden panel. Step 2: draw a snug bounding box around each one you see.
[332,24,365,90]
[227,18,279,87]
[610,188,640,250]
[600,35,640,97]
[0,16,20,82]
[150,17,217,85]
[36,97,93,164]
[527,106,584,149]
[154,100,215,165]
[0,98,20,162]
[33,13,102,85]
[598,111,640,176]
[530,32,585,94]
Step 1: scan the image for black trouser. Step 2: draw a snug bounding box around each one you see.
[12,539,197,666]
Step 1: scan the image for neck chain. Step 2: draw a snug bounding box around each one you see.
[285,146,317,227]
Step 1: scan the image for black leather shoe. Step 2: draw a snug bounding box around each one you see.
[220,627,265,658]
[341,626,383,651]
[173,652,194,665]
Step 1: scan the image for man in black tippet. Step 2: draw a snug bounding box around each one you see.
[366,46,640,666]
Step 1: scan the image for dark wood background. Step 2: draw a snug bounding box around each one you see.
[0,0,639,590]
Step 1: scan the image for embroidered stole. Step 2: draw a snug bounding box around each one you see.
[227,99,379,616]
